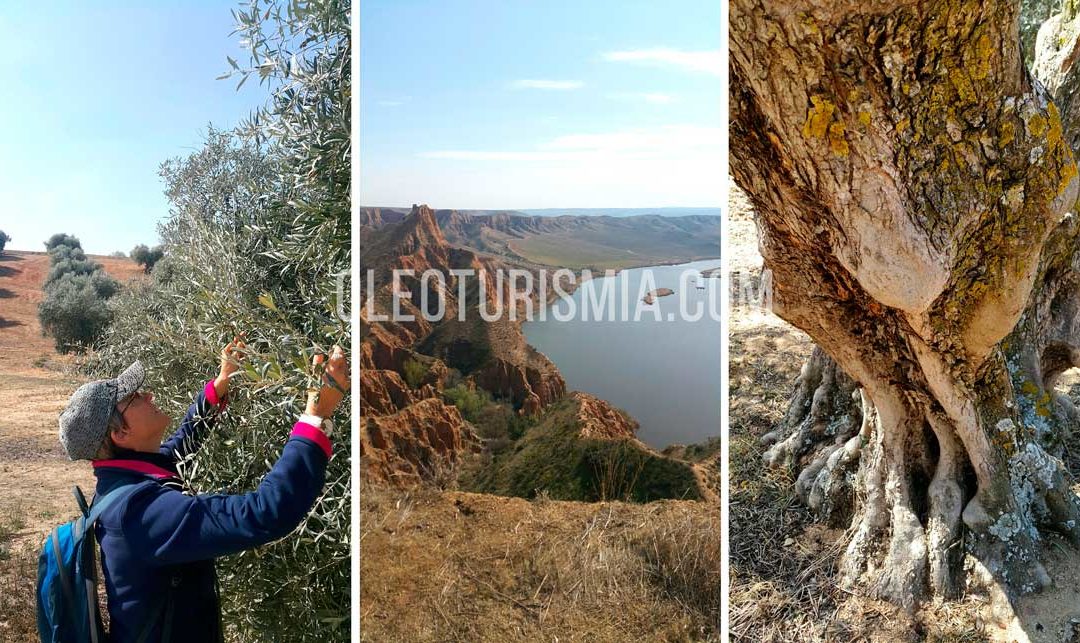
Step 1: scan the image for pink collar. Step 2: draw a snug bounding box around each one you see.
[92,459,175,479]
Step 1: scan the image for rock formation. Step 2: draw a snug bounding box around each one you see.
[361,204,567,485]
[573,392,639,440]
[360,398,482,485]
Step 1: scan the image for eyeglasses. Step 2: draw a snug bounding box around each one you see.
[118,390,146,416]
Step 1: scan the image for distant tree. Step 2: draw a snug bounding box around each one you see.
[44,233,82,252]
[38,236,119,353]
[110,251,127,259]
[48,245,86,262]
[0,230,10,254]
[130,244,165,273]
[44,254,99,289]
[37,273,115,353]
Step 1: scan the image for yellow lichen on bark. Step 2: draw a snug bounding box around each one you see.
[828,122,849,157]
[970,33,992,81]
[1048,103,1064,148]
[949,68,977,103]
[802,95,848,157]
[1044,103,1079,196]
[1000,121,1015,147]
[802,95,836,140]
[1026,113,1048,139]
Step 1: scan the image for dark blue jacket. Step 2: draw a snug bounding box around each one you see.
[93,380,332,643]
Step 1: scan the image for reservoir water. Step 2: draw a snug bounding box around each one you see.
[523,260,722,449]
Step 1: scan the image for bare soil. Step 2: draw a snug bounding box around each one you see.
[728,179,1080,642]
[0,250,142,640]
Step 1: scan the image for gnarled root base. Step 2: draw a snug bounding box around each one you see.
[761,346,862,525]
[766,349,1080,608]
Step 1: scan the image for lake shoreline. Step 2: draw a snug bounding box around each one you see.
[523,259,722,451]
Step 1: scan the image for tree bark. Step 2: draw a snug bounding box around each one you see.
[731,0,1080,606]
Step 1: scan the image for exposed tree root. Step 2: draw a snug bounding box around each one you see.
[764,344,1080,607]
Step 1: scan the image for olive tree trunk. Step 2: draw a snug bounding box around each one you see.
[731,0,1080,606]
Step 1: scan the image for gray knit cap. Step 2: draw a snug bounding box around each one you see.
[58,361,145,460]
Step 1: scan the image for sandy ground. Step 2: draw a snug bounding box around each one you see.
[0,250,142,639]
[728,178,1080,642]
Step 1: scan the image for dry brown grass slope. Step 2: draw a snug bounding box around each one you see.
[360,484,720,642]
[0,249,143,640]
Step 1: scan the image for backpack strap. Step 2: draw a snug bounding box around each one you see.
[73,486,89,516]
[81,481,178,643]
[50,527,76,608]
[74,482,143,643]
[86,482,141,526]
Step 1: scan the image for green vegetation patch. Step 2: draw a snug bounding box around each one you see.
[463,397,702,502]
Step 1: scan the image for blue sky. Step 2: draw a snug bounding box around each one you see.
[0,3,263,254]
[360,0,721,210]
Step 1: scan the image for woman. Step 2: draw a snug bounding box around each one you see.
[57,336,348,642]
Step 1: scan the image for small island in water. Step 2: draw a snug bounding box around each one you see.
[642,288,674,305]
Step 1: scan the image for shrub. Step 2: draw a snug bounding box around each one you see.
[44,233,82,251]
[402,358,428,388]
[0,230,10,254]
[465,398,703,503]
[130,244,165,273]
[443,384,491,421]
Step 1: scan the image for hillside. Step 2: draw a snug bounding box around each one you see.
[360,206,720,270]
[361,484,720,641]
[359,205,712,495]
[0,250,144,639]
[360,205,719,639]
[0,250,143,373]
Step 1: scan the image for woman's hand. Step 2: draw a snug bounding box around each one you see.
[306,345,349,419]
[214,333,247,400]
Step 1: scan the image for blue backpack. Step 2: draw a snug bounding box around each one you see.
[36,484,136,643]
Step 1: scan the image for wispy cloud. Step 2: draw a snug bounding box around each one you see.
[602,48,721,76]
[608,92,675,104]
[377,100,403,107]
[419,125,721,162]
[510,79,584,90]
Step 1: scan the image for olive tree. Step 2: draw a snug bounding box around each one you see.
[85,1,350,640]
[44,233,82,252]
[732,0,1080,607]
[130,244,165,273]
[38,237,120,353]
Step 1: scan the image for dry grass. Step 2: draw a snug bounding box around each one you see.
[0,250,138,641]
[360,483,719,641]
[0,504,38,641]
